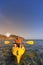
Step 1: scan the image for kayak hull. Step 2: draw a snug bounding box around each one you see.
[12,46,25,64]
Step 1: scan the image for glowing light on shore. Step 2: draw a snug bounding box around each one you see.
[5,33,10,37]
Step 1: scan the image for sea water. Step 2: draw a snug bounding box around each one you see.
[0,40,43,65]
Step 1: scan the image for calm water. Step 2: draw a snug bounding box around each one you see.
[0,40,43,65]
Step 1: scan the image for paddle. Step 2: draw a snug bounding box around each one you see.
[25,40,34,45]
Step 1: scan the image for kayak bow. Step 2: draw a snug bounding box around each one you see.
[12,46,25,64]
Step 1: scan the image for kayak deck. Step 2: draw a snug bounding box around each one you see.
[12,46,25,64]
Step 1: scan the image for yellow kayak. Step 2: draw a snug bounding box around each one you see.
[12,46,25,64]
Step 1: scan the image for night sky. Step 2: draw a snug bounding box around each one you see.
[0,0,43,39]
